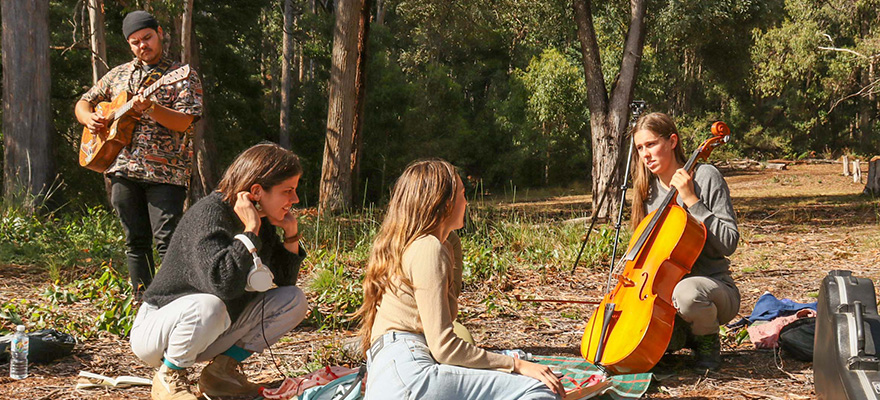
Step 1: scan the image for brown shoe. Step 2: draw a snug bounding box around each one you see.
[198,354,261,397]
[151,364,198,400]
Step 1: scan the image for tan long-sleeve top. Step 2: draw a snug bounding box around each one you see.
[369,233,515,372]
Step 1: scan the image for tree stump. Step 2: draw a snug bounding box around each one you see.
[864,157,880,196]
[842,155,850,176]
[853,160,862,183]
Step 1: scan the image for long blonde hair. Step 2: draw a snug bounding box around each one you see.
[630,113,687,229]
[356,159,460,354]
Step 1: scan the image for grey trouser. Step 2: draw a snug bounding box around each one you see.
[672,273,741,336]
[130,286,308,368]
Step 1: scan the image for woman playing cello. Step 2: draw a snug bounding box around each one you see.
[630,112,740,371]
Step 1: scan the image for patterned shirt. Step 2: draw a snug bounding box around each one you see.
[81,57,203,187]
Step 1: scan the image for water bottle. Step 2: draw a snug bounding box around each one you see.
[500,349,533,361]
[9,325,28,380]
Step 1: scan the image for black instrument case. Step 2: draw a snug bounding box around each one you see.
[815,270,880,400]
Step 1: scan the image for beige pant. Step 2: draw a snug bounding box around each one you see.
[130,286,308,368]
[672,273,740,336]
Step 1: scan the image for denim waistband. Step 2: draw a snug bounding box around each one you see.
[368,331,426,363]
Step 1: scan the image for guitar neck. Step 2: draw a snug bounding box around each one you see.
[111,77,166,120]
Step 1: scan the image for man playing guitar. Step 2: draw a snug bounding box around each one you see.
[74,10,203,299]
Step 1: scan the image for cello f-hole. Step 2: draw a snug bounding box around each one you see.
[638,271,649,300]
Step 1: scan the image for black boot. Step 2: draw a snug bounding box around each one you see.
[691,333,721,371]
[667,315,694,353]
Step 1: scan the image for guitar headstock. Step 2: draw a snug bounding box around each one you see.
[694,121,731,162]
[160,65,191,86]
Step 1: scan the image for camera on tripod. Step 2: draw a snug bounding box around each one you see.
[630,100,647,117]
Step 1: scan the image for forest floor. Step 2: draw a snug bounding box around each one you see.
[2,162,878,399]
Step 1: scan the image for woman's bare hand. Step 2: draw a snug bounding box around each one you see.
[234,191,261,234]
[513,358,565,396]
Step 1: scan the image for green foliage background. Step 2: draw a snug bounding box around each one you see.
[9,0,876,208]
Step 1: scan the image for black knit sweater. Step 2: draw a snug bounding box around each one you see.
[143,191,306,322]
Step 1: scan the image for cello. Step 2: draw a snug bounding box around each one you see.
[580,121,731,374]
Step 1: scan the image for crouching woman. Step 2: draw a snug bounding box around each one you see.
[357,159,563,399]
[130,143,309,400]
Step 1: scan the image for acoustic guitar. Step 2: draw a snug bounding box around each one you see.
[78,65,191,173]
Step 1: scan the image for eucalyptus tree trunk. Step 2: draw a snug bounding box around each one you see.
[376,0,385,25]
[350,0,372,205]
[573,0,647,219]
[858,14,873,149]
[320,0,361,214]
[181,0,194,63]
[280,0,294,149]
[87,0,107,83]
[1,0,53,209]
[182,0,217,204]
[87,0,113,201]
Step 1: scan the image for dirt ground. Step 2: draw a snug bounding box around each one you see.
[2,162,878,399]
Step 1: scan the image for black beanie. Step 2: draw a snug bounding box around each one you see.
[122,11,159,39]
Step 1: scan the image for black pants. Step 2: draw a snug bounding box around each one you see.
[110,175,186,296]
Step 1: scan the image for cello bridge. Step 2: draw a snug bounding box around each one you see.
[615,273,636,287]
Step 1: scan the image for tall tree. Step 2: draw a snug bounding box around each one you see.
[350,0,372,204]
[573,0,647,218]
[2,0,53,209]
[752,0,880,152]
[280,0,295,149]
[86,0,113,201]
[87,0,108,83]
[375,0,385,25]
[181,0,217,203]
[520,48,588,186]
[320,0,365,214]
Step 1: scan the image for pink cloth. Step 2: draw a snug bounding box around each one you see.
[747,308,817,349]
[260,365,359,400]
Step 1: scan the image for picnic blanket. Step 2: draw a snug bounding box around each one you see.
[534,355,652,400]
[261,366,360,399]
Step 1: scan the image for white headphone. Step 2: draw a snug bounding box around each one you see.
[234,234,277,292]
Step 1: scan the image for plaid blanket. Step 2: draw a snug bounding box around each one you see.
[534,356,652,400]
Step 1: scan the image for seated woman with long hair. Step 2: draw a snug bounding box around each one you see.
[357,159,563,399]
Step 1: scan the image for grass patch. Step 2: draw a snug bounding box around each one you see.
[0,194,631,336]
[1,262,134,337]
[0,203,125,280]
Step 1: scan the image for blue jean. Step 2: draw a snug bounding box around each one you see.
[365,332,558,400]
